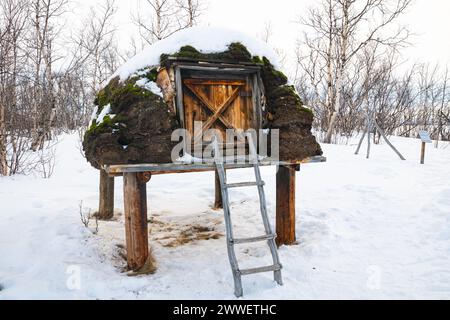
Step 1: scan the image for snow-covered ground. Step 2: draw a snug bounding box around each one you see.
[0,134,449,299]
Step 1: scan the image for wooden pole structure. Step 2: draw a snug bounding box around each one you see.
[214,169,223,209]
[355,120,406,161]
[373,121,406,160]
[123,172,150,271]
[276,165,297,246]
[97,169,115,220]
[420,141,426,164]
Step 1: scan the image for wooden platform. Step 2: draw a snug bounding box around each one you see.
[100,155,326,272]
[103,156,326,175]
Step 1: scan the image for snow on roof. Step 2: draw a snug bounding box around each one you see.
[108,26,280,84]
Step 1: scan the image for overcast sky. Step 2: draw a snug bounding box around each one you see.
[73,0,450,73]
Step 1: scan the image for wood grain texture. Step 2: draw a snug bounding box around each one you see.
[214,169,223,209]
[183,78,255,142]
[97,169,114,220]
[420,142,426,164]
[276,165,296,246]
[123,172,149,271]
[104,156,326,174]
[183,79,246,86]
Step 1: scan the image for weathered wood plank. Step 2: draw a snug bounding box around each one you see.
[175,66,185,127]
[420,141,426,164]
[97,169,115,220]
[201,87,241,132]
[105,156,326,174]
[184,82,235,130]
[214,169,223,209]
[183,79,246,86]
[170,59,263,70]
[276,165,296,246]
[123,172,149,271]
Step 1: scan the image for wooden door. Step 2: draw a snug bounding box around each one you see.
[182,78,256,143]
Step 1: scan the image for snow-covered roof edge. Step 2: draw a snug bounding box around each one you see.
[105,26,281,87]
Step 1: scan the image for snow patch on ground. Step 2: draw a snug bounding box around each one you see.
[1,134,450,299]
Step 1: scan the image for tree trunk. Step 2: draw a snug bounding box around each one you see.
[324,0,349,144]
[324,69,343,143]
[0,101,7,176]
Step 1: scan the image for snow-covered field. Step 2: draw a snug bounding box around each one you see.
[0,134,449,299]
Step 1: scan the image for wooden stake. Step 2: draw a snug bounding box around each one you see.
[374,121,406,160]
[420,141,426,164]
[97,169,114,220]
[123,172,149,271]
[276,165,296,246]
[214,169,223,209]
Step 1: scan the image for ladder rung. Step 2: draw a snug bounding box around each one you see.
[195,142,248,148]
[239,264,282,276]
[219,142,248,148]
[226,181,265,188]
[232,234,275,244]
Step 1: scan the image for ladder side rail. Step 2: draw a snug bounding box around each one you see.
[212,136,243,297]
[246,133,283,285]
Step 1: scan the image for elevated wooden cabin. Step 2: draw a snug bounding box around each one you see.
[97,56,325,272]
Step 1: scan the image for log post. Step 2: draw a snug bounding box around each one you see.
[214,169,223,209]
[123,172,150,271]
[276,164,297,246]
[420,141,426,164]
[97,169,115,220]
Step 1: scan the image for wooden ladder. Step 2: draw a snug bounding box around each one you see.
[212,136,283,297]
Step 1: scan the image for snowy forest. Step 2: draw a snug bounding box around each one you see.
[0,0,448,177]
[1,0,450,302]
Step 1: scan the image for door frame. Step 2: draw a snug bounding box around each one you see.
[174,63,264,130]
[173,62,264,156]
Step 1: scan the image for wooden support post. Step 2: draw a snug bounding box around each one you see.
[214,169,223,209]
[276,165,297,246]
[420,141,426,164]
[97,169,115,220]
[123,172,149,271]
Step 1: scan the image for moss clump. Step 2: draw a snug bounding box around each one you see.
[86,75,165,146]
[160,45,202,64]
[252,55,263,64]
[146,67,158,82]
[160,42,254,65]
[260,57,288,89]
[112,80,155,101]
[95,88,110,109]
[86,114,125,137]
[269,85,300,101]
[173,45,202,59]
[223,42,252,61]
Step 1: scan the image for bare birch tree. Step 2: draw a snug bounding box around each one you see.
[298,0,412,143]
[0,0,28,175]
[132,0,204,46]
[28,0,68,151]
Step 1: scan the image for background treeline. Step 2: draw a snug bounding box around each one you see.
[0,0,203,176]
[0,0,448,177]
[294,0,450,145]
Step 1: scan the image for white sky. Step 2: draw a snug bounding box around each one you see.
[72,0,450,72]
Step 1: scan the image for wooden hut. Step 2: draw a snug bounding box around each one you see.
[83,27,325,275]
